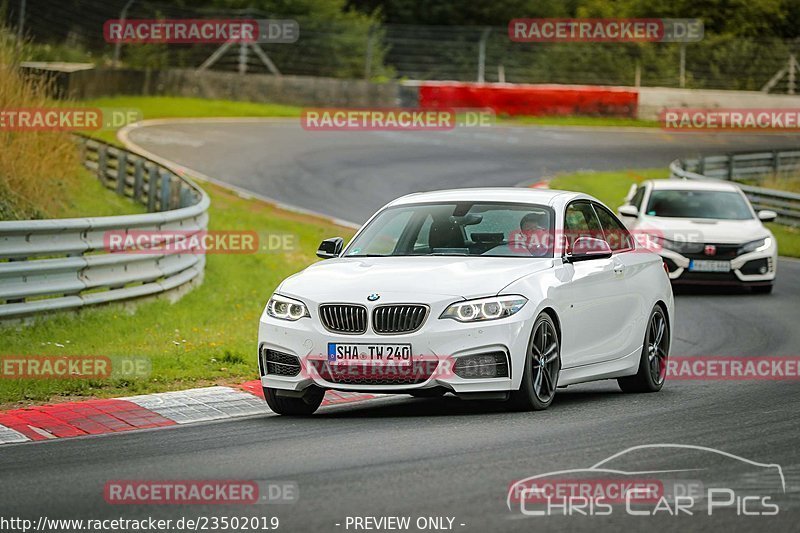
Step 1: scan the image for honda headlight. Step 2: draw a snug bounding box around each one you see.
[440,295,527,323]
[650,236,703,254]
[739,237,770,255]
[266,294,309,321]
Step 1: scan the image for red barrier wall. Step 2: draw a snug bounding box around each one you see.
[417,82,638,117]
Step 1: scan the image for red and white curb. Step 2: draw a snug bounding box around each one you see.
[0,382,376,445]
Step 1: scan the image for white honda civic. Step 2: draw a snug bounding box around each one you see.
[617,179,778,293]
[258,188,673,415]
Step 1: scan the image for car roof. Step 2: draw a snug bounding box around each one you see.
[647,179,743,192]
[386,187,591,208]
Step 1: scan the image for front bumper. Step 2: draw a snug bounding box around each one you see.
[658,246,777,286]
[257,305,534,395]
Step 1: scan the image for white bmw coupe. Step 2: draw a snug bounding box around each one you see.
[258,188,673,415]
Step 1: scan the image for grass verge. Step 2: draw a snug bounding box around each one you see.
[500,115,658,128]
[549,168,800,258]
[82,96,303,145]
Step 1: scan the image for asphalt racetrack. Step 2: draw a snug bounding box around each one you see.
[2,121,798,532]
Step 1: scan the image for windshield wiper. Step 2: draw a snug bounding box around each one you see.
[428,252,469,256]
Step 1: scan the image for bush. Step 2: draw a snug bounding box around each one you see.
[0,28,83,220]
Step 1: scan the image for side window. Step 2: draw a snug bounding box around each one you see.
[594,203,635,252]
[630,187,645,210]
[564,202,603,250]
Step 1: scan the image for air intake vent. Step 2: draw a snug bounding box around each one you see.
[261,348,301,377]
[372,305,428,334]
[319,304,368,334]
[453,352,509,379]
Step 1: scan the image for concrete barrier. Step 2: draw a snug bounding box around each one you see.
[637,87,800,120]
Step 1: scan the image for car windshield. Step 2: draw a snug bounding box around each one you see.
[645,190,753,220]
[344,202,555,257]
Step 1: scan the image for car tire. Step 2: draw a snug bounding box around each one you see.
[752,284,773,294]
[618,305,669,393]
[508,312,561,411]
[263,386,324,416]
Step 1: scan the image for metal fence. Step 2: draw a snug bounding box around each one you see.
[0,136,210,319]
[670,149,800,226]
[7,0,800,92]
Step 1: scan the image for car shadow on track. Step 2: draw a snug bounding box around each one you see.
[672,285,761,297]
[311,384,643,419]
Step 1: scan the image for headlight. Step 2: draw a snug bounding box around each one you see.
[266,294,309,321]
[650,235,703,254]
[739,237,770,255]
[440,295,527,323]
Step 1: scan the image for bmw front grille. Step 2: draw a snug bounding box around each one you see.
[319,304,368,334]
[372,304,428,334]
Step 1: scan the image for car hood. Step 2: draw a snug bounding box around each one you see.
[278,256,554,300]
[638,216,770,244]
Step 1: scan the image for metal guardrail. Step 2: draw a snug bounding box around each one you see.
[670,149,800,226]
[0,136,210,319]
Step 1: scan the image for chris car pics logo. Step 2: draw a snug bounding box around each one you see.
[507,444,785,517]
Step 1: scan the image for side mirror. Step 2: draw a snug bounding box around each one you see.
[758,210,777,223]
[316,237,344,259]
[618,205,639,218]
[624,183,638,203]
[565,237,613,263]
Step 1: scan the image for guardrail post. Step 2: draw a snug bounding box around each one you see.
[133,158,144,202]
[77,136,87,164]
[97,144,107,183]
[773,150,780,175]
[179,185,191,207]
[160,170,171,211]
[116,152,128,195]
[697,156,705,176]
[147,165,158,212]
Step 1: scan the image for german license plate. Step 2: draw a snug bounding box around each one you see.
[327,343,412,366]
[689,259,731,272]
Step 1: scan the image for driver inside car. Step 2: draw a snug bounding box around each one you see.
[516,212,551,257]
